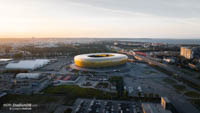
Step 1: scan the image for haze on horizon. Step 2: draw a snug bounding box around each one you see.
[0,0,200,39]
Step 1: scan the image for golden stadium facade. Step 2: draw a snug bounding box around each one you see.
[74,53,128,68]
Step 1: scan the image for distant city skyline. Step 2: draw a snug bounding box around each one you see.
[0,0,200,38]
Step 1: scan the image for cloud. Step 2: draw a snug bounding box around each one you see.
[0,0,200,38]
[68,0,200,18]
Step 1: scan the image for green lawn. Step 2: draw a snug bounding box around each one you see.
[150,65,174,76]
[163,78,177,85]
[43,85,117,105]
[1,85,117,108]
[190,99,200,111]
[197,76,200,80]
[0,94,59,104]
[109,76,123,84]
[64,108,72,113]
[144,70,157,74]
[184,91,200,98]
[96,82,109,88]
[173,84,186,92]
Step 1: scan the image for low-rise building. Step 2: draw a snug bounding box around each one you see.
[163,58,175,63]
[6,59,50,70]
[142,97,175,113]
[142,103,172,113]
[88,76,108,81]
[53,75,81,85]
[14,73,49,94]
[0,59,12,66]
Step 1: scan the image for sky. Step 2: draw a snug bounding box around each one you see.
[0,0,200,38]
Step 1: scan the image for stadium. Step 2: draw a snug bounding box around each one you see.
[74,53,128,68]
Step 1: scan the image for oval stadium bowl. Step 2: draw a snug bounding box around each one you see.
[74,53,128,68]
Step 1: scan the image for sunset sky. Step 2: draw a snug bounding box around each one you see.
[0,0,200,38]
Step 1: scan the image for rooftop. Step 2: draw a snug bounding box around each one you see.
[16,73,42,79]
[142,103,172,113]
[6,59,50,70]
[0,59,12,62]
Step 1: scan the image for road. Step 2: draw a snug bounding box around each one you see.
[123,52,200,113]
[134,54,200,88]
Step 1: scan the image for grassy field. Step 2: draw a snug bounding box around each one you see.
[144,70,157,74]
[0,85,117,109]
[0,94,59,104]
[150,64,200,91]
[43,85,117,105]
[0,94,62,113]
[150,65,174,76]
[173,84,186,92]
[184,91,200,98]
[96,82,109,88]
[163,78,177,84]
[190,99,200,111]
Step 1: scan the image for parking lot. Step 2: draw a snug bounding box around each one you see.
[37,57,73,72]
[123,63,173,96]
[72,99,142,113]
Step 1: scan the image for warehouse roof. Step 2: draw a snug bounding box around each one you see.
[6,59,50,70]
[16,73,42,79]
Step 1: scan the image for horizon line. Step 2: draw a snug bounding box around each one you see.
[0,37,200,39]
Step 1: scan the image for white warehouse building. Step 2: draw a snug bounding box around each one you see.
[6,59,50,70]
[16,73,42,79]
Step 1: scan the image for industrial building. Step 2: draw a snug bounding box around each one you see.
[6,59,50,70]
[14,73,49,94]
[74,53,128,68]
[0,59,12,66]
